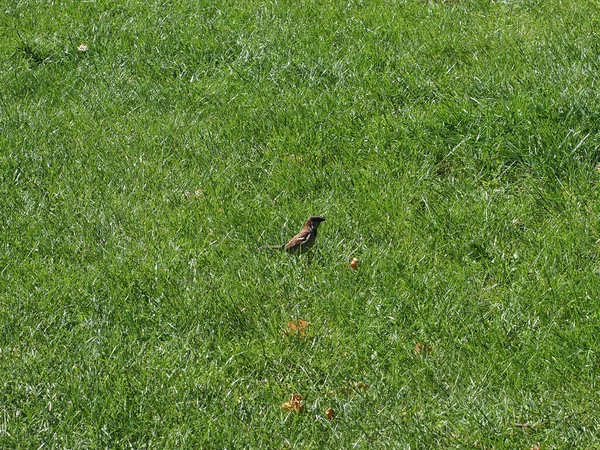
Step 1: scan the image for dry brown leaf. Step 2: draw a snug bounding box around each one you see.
[414,342,432,356]
[350,258,359,269]
[281,393,304,413]
[285,320,310,337]
[324,408,336,420]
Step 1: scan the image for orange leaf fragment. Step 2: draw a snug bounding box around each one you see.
[414,342,432,356]
[324,408,336,420]
[285,320,310,337]
[281,393,304,413]
[350,258,359,269]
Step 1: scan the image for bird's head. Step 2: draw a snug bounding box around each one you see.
[306,216,326,228]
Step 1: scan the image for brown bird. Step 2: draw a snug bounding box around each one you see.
[262,216,326,254]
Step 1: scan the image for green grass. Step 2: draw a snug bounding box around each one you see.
[2,0,600,447]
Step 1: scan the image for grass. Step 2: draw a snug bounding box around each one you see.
[1,0,600,448]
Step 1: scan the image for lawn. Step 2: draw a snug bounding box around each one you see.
[1,0,599,448]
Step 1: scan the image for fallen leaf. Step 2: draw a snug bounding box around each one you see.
[281,393,304,413]
[414,342,432,356]
[324,408,336,419]
[77,43,88,52]
[350,258,359,269]
[285,320,310,337]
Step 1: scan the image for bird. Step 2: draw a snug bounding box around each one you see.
[262,216,326,254]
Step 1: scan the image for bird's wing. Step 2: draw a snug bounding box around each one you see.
[284,230,311,250]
